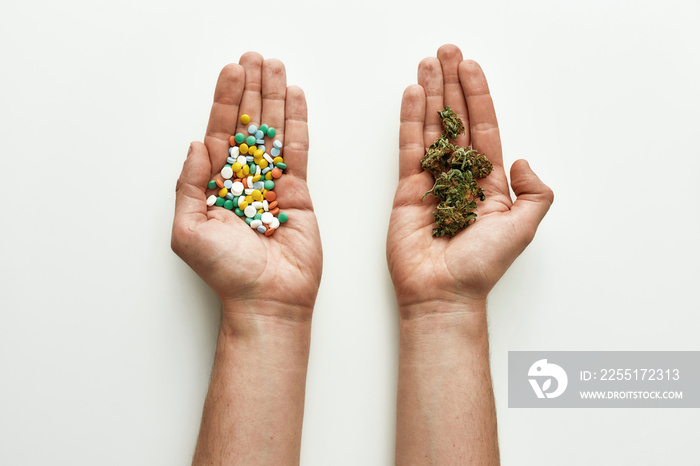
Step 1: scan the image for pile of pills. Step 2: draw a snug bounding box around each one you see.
[205,114,289,236]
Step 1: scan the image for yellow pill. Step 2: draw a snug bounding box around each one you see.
[273,156,284,164]
[248,145,257,155]
[218,188,228,197]
[252,190,263,201]
[239,201,249,209]
[236,170,245,178]
[265,172,272,180]
[240,114,251,125]
[262,189,268,195]
[257,209,264,214]
[242,164,250,176]
[258,159,269,169]
[254,149,263,158]
[245,195,253,203]
[240,143,249,153]
[231,162,242,172]
[252,174,261,182]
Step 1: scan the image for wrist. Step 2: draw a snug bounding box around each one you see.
[219,300,313,341]
[399,300,489,345]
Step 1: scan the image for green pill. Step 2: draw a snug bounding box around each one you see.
[224,200,234,210]
[235,208,244,217]
[278,212,288,223]
[260,124,269,133]
[254,213,262,220]
[234,133,245,144]
[276,162,287,170]
[245,217,253,226]
[207,180,217,189]
[264,180,274,190]
[246,136,256,146]
[215,197,225,207]
[266,127,276,138]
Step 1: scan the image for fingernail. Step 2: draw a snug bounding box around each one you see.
[187,144,193,157]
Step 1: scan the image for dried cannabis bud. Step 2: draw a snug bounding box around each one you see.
[422,105,493,237]
[438,105,465,139]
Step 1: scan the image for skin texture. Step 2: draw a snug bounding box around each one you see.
[389,44,554,464]
[172,52,322,465]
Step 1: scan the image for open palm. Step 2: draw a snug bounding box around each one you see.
[172,53,322,318]
[387,45,553,311]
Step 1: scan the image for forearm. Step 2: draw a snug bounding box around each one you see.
[395,302,499,465]
[193,305,312,466]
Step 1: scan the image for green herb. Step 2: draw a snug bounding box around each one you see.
[421,105,493,237]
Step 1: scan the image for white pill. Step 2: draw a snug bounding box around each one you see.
[221,166,234,179]
[206,195,217,206]
[244,205,256,218]
[231,181,244,196]
[229,146,240,157]
[261,212,274,224]
[247,176,254,187]
[273,140,282,149]
[255,165,261,176]
[244,188,254,195]
[270,217,280,229]
[252,201,263,210]
[263,200,269,211]
[238,196,245,207]
[237,155,247,165]
[263,153,274,164]
[250,219,262,229]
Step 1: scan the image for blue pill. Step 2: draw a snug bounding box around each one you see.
[225,193,234,200]
[271,148,280,157]
[255,130,264,139]
[273,140,282,149]
[246,155,254,162]
[262,167,272,174]
[257,225,267,234]
[227,157,236,164]
[224,180,233,189]
[257,144,266,152]
[253,181,264,190]
[248,125,257,135]
[256,139,265,145]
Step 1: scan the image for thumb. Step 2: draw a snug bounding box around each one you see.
[509,159,554,244]
[172,142,211,253]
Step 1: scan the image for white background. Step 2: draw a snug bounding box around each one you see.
[1,0,699,464]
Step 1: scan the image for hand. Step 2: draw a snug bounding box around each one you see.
[172,53,322,323]
[387,44,553,314]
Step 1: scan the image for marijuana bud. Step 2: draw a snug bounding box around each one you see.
[437,105,465,139]
[421,105,493,237]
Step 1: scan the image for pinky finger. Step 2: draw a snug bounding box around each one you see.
[282,85,309,181]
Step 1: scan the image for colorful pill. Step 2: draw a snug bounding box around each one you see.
[271,167,282,179]
[246,135,256,146]
[278,212,288,223]
[234,133,245,144]
[215,197,225,207]
[207,180,217,190]
[215,179,225,188]
[248,125,257,135]
[273,140,282,149]
[240,114,251,125]
[267,127,276,137]
[271,148,281,157]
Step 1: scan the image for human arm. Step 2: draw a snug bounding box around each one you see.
[388,44,554,464]
[172,53,322,465]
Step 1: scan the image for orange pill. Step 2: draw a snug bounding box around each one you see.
[241,178,247,188]
[270,207,280,215]
[271,167,282,179]
[268,200,278,210]
[265,227,275,236]
[265,191,277,202]
[215,179,224,188]
[228,135,237,146]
